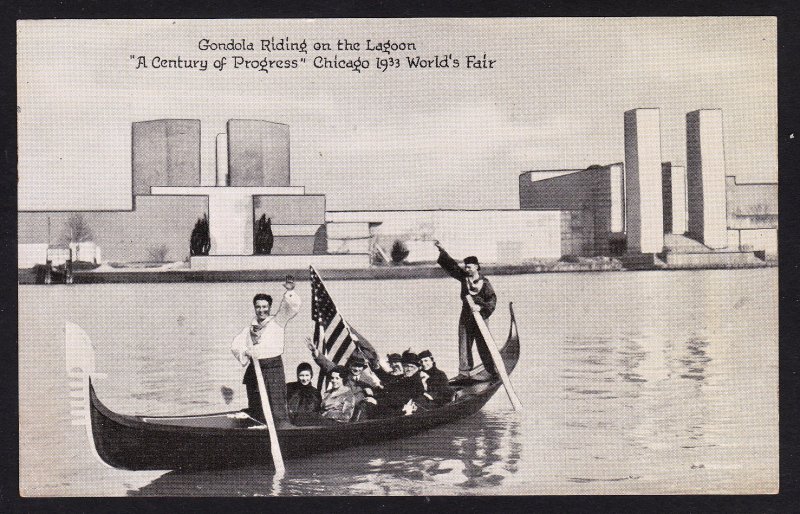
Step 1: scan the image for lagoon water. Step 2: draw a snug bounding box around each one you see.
[19,268,778,495]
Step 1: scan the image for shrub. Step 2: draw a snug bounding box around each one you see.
[390,239,410,264]
[254,214,274,255]
[190,214,211,256]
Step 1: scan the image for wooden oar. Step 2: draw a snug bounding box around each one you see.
[465,296,523,411]
[251,357,286,474]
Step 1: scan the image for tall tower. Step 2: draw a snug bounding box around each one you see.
[215,133,229,186]
[132,119,201,195]
[662,162,688,234]
[624,109,664,253]
[686,109,728,249]
[227,120,290,186]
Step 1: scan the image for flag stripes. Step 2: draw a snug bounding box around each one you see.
[310,266,377,374]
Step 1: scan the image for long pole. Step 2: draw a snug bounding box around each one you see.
[251,357,286,474]
[465,296,523,411]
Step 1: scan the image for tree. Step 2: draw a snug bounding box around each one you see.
[62,213,93,244]
[190,214,211,256]
[253,214,274,255]
[390,239,410,264]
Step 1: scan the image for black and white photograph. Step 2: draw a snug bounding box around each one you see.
[16,18,778,496]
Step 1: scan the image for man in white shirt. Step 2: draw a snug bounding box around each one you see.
[231,277,301,427]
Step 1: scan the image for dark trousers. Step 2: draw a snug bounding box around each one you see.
[243,356,290,425]
[458,310,496,375]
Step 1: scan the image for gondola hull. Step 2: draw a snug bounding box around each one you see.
[89,303,520,471]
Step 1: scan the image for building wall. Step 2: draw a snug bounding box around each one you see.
[519,169,584,200]
[216,133,229,186]
[625,109,664,253]
[253,195,326,224]
[609,163,625,234]
[18,196,208,263]
[727,228,778,257]
[207,191,254,255]
[560,210,594,256]
[326,210,564,262]
[725,176,778,230]
[132,120,201,196]
[271,235,317,255]
[227,120,290,187]
[687,109,728,248]
[662,163,688,234]
[519,164,624,255]
[326,222,372,255]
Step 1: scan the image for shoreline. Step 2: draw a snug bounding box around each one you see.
[17,258,776,284]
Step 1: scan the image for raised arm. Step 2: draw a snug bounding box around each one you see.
[273,277,301,328]
[307,336,337,374]
[434,240,465,280]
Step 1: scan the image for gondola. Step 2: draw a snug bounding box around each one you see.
[88,303,519,471]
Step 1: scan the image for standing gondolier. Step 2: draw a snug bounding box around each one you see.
[231,276,301,428]
[434,240,497,381]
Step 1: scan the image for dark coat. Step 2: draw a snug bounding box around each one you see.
[286,381,321,415]
[420,366,451,406]
[381,372,426,412]
[437,249,497,319]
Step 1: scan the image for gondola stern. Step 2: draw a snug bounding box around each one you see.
[500,302,521,375]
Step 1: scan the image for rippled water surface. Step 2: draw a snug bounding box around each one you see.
[19,268,778,495]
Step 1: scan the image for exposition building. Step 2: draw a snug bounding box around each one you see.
[18,109,777,270]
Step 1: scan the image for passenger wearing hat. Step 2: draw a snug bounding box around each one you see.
[286,362,321,424]
[434,241,498,380]
[374,350,426,416]
[306,339,381,420]
[374,352,404,386]
[416,350,451,407]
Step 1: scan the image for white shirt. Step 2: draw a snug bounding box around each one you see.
[231,290,301,364]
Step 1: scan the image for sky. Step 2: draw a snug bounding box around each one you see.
[17,18,777,211]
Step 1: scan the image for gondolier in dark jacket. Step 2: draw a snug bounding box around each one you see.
[231,277,301,427]
[434,241,497,380]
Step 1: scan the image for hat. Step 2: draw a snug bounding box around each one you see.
[346,354,368,367]
[387,353,402,364]
[401,351,421,367]
[463,256,480,266]
[418,350,433,360]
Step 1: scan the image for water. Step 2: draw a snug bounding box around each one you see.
[18,268,778,495]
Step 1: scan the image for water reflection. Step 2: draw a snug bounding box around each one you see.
[669,337,714,449]
[127,411,521,496]
[678,338,712,382]
[563,337,648,402]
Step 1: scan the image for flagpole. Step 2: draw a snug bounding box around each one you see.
[310,265,367,381]
[313,322,326,392]
[310,265,356,358]
[311,265,361,330]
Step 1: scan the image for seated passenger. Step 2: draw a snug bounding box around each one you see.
[375,351,426,417]
[306,338,380,420]
[319,366,355,422]
[416,350,452,407]
[373,353,404,388]
[286,362,321,423]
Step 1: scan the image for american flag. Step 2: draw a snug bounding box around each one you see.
[310,266,376,365]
